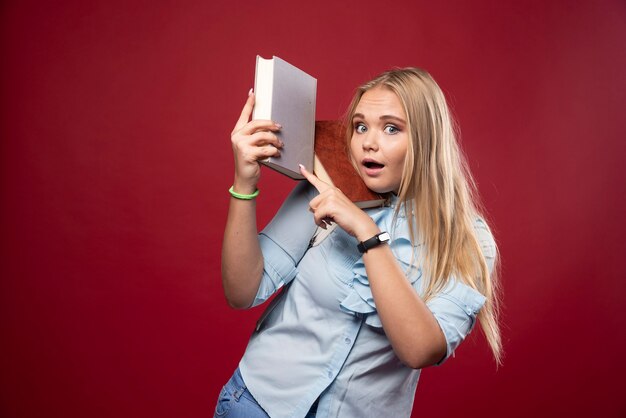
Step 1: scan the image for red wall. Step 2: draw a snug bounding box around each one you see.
[1,1,625,417]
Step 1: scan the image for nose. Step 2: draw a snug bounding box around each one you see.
[361,130,379,151]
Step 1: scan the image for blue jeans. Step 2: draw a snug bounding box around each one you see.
[214,368,317,417]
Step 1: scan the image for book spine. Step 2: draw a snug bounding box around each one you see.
[252,56,273,120]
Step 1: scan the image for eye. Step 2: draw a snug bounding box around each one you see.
[354,123,367,134]
[383,125,400,135]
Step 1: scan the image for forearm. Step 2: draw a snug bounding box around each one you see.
[221,91,283,309]
[363,245,446,369]
[221,194,264,309]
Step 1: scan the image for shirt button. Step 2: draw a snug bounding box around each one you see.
[344,337,351,344]
[327,371,333,378]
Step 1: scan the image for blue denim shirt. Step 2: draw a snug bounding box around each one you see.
[239,182,495,418]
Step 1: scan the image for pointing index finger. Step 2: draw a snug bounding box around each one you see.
[299,164,329,193]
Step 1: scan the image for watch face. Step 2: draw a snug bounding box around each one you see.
[379,232,391,242]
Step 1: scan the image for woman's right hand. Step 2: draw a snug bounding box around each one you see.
[230,91,283,194]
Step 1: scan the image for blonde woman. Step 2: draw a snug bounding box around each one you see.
[217,68,501,418]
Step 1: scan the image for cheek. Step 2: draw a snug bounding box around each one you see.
[388,142,408,166]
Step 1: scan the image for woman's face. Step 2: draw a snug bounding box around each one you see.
[349,87,409,194]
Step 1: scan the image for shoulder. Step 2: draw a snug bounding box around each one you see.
[260,181,318,243]
[284,180,318,204]
[272,181,317,216]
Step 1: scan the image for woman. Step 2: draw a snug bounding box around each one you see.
[217,68,501,418]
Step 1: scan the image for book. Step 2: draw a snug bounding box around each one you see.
[313,120,386,209]
[252,55,317,180]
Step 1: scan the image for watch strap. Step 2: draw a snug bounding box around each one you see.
[357,232,390,253]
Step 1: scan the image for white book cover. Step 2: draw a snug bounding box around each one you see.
[252,56,317,180]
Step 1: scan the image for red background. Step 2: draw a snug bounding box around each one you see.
[1,1,625,417]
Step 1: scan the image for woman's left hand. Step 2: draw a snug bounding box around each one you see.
[299,165,380,242]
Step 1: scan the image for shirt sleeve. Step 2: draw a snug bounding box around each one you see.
[251,182,318,307]
[426,218,496,365]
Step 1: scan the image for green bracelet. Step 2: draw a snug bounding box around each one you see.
[229,186,260,200]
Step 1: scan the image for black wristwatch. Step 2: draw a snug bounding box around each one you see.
[357,232,390,253]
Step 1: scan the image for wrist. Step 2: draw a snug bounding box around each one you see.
[229,185,259,200]
[232,178,258,196]
[355,223,381,243]
[357,231,390,253]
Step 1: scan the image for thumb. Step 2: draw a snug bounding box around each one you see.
[233,90,255,132]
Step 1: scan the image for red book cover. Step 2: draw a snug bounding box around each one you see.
[313,120,386,208]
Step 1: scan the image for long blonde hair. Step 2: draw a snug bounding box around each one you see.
[345,68,502,365]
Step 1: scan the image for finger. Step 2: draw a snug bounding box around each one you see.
[299,164,330,193]
[249,131,283,148]
[237,119,282,136]
[240,144,281,162]
[307,194,334,227]
[312,210,330,229]
[308,193,324,211]
[313,212,333,229]
[258,144,281,158]
[234,90,255,132]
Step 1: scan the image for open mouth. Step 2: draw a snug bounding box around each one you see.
[363,161,384,169]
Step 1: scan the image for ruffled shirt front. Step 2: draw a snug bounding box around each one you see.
[239,182,495,418]
[338,201,421,329]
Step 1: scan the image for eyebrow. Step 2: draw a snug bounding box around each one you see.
[352,113,406,124]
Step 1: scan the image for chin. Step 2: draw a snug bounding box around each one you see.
[364,182,395,194]
[358,171,398,194]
